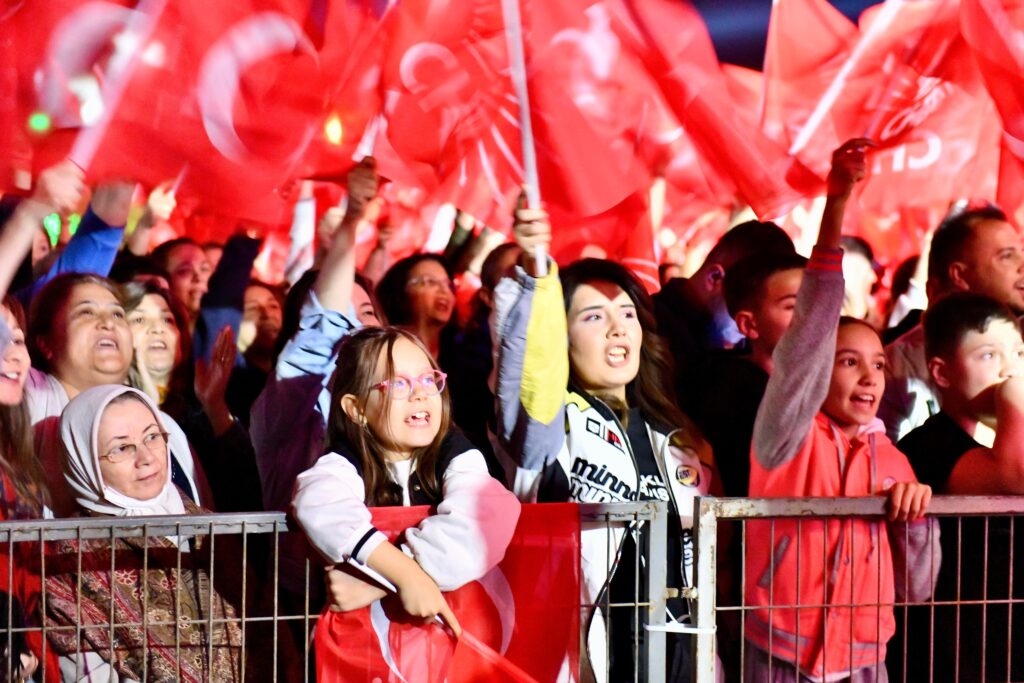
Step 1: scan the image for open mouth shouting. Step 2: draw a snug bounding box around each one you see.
[405,410,431,428]
[95,336,120,352]
[606,344,631,368]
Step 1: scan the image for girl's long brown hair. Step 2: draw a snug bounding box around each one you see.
[324,326,451,506]
[0,297,49,515]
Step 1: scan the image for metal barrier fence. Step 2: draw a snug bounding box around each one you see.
[690,495,1024,683]
[0,501,671,683]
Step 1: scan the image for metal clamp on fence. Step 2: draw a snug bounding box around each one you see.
[645,622,717,635]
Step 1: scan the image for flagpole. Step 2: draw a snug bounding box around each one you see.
[500,0,547,276]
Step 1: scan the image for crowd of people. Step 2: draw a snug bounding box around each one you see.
[0,137,1019,682]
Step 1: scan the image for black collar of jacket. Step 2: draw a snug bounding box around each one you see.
[323,429,476,507]
[567,383,673,436]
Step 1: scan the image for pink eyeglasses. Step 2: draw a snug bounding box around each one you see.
[371,370,448,400]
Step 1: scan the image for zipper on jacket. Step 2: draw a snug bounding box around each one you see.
[582,395,642,661]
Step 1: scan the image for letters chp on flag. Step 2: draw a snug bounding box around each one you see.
[960,0,1024,223]
[761,0,999,262]
[764,0,994,201]
[315,503,581,683]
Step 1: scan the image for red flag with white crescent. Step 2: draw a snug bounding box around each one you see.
[0,0,135,190]
[84,0,334,222]
[376,0,644,229]
[315,503,581,683]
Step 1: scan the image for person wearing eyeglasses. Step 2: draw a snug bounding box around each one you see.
[45,385,245,682]
[292,325,520,679]
[375,254,458,360]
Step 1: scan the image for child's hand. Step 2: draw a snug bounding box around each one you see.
[885,481,932,522]
[395,564,462,638]
[827,138,875,199]
[325,566,387,612]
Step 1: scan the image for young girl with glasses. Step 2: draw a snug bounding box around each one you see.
[292,325,520,675]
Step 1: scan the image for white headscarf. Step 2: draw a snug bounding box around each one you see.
[60,385,187,519]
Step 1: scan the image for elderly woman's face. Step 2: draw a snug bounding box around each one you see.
[97,398,169,500]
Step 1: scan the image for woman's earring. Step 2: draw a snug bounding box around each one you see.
[360,414,368,428]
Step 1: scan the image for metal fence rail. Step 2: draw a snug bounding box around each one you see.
[0,502,671,682]
[691,495,1024,683]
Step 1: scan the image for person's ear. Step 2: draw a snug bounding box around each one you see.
[340,394,366,425]
[734,310,759,340]
[929,357,952,389]
[479,287,494,310]
[35,336,53,362]
[948,262,971,291]
[704,264,725,294]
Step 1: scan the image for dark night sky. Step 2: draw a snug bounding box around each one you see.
[693,0,878,69]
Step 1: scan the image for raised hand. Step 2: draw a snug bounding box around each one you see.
[25,160,86,218]
[90,180,137,226]
[194,325,236,434]
[827,138,874,199]
[513,191,551,277]
[346,156,380,215]
[145,182,177,223]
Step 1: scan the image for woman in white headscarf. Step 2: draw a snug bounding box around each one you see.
[43,385,243,683]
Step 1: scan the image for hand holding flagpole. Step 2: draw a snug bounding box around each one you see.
[500,0,547,276]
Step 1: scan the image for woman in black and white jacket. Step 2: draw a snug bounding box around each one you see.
[493,206,719,682]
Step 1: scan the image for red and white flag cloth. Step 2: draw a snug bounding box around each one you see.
[3,0,389,223]
[602,0,820,220]
[960,0,1024,223]
[761,0,1000,264]
[376,0,644,229]
[315,503,581,683]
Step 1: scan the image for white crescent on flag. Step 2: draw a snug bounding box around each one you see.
[398,42,471,111]
[197,11,318,165]
[367,566,518,681]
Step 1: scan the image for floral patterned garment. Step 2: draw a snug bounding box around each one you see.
[43,509,243,683]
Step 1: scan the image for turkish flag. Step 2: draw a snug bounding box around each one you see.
[376,0,643,229]
[961,0,1024,223]
[65,0,344,223]
[603,0,820,220]
[315,503,581,683]
[0,0,137,190]
[294,0,391,182]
